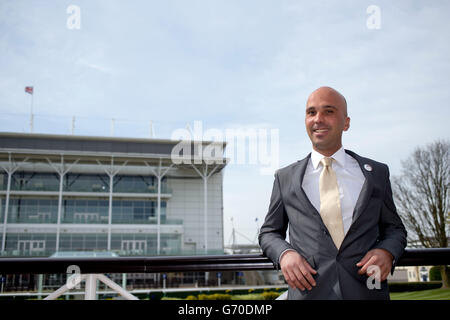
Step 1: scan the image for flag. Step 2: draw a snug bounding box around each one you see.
[25,86,33,95]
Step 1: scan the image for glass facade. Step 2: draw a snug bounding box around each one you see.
[64,173,109,193]
[2,197,177,225]
[4,233,56,257]
[0,172,7,190]
[0,196,4,222]
[59,233,108,251]
[2,172,170,194]
[2,233,182,257]
[111,233,181,256]
[114,175,169,193]
[11,172,60,192]
[1,172,182,256]
[7,197,59,223]
[0,135,225,265]
[112,199,168,224]
[63,198,109,224]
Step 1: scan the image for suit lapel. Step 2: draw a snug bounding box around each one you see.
[292,153,320,216]
[345,150,374,224]
[292,150,375,227]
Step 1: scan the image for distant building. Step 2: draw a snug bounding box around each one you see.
[0,132,227,258]
[389,266,432,282]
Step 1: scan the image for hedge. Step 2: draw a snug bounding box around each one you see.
[388,281,442,292]
[429,266,442,281]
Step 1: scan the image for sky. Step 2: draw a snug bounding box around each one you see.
[0,1,449,246]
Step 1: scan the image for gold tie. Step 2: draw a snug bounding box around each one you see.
[319,157,345,249]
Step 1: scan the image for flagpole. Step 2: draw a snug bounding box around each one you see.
[30,92,34,133]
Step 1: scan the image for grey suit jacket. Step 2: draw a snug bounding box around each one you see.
[258,150,407,300]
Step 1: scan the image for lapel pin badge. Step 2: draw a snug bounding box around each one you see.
[364,164,373,172]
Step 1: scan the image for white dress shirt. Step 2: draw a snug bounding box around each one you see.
[279,147,365,263]
[302,146,366,235]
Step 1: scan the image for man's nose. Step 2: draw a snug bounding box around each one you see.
[314,112,324,123]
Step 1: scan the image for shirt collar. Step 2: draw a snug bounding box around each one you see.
[310,146,346,170]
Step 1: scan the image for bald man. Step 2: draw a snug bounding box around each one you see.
[259,87,407,300]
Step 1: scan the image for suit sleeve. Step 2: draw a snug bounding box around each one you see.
[258,171,294,269]
[373,166,407,273]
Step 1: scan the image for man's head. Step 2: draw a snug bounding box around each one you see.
[305,86,350,156]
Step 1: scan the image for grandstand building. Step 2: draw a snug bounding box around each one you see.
[0,132,227,258]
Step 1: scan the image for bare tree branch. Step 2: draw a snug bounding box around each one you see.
[393,140,449,249]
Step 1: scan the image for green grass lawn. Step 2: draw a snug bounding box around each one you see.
[160,288,450,300]
[390,288,450,300]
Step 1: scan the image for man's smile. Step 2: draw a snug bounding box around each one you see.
[313,128,330,134]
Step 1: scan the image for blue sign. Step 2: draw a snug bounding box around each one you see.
[162,273,167,279]
[217,272,222,278]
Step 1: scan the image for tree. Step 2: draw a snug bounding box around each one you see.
[393,140,449,288]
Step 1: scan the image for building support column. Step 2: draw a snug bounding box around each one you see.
[1,153,29,254]
[190,163,220,255]
[157,174,161,254]
[97,157,128,251]
[47,156,79,253]
[145,159,173,255]
[1,171,12,254]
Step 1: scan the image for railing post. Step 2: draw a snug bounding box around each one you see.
[122,273,127,290]
[37,274,43,299]
[85,274,97,300]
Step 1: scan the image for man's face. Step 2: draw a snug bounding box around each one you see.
[305,88,350,156]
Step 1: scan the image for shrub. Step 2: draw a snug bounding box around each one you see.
[186,295,198,300]
[429,266,442,281]
[261,291,281,300]
[198,293,232,300]
[231,294,263,300]
[388,281,442,292]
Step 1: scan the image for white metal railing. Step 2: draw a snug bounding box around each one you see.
[0,249,448,300]
[44,273,139,300]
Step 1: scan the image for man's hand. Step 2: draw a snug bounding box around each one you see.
[356,248,393,281]
[280,250,317,291]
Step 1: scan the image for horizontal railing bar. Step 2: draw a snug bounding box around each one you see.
[0,248,448,275]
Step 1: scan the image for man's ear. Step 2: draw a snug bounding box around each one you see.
[343,117,350,131]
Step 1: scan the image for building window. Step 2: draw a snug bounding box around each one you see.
[121,240,147,254]
[114,175,160,194]
[112,200,166,224]
[64,174,109,193]
[17,240,46,255]
[59,233,107,252]
[11,172,60,192]
[8,198,58,223]
[5,233,56,256]
[62,198,109,224]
